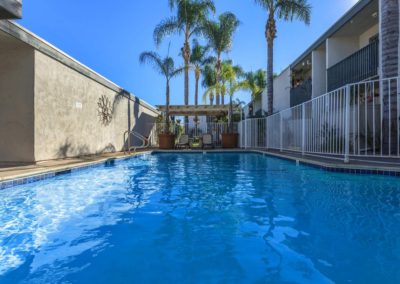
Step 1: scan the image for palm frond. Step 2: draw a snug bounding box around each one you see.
[154,16,181,46]
[202,12,240,57]
[139,51,166,76]
[171,66,185,78]
[276,0,311,24]
[254,0,273,10]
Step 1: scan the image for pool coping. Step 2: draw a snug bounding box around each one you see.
[1,149,399,190]
[0,151,152,190]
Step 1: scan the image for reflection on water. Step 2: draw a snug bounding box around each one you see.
[0,153,399,283]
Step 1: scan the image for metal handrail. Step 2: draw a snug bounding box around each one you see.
[124,130,150,154]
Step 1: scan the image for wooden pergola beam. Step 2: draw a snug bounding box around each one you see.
[156,105,240,116]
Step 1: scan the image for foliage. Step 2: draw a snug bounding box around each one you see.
[154,0,216,46]
[154,0,216,108]
[244,69,267,100]
[139,52,184,81]
[201,64,217,104]
[202,12,240,104]
[254,0,311,115]
[139,51,183,132]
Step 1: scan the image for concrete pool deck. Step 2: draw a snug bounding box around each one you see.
[1,148,400,188]
[0,150,152,183]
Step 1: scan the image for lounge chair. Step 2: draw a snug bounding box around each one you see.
[202,134,213,149]
[176,134,190,149]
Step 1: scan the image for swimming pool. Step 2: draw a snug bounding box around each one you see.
[0,152,399,283]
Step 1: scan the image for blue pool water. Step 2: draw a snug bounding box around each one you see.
[0,153,399,283]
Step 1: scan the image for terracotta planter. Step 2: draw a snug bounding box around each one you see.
[221,133,239,149]
[158,133,175,149]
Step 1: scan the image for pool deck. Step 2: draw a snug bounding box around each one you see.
[259,149,400,174]
[0,151,152,183]
[1,148,400,186]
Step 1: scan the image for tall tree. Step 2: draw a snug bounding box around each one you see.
[202,64,217,105]
[245,69,267,101]
[139,51,183,132]
[190,39,211,106]
[254,0,311,114]
[221,60,244,105]
[203,12,240,105]
[381,0,399,154]
[154,0,215,112]
[221,63,246,132]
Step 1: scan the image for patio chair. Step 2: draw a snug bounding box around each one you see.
[176,134,190,149]
[202,134,213,149]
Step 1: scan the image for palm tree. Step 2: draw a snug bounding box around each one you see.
[204,61,246,131]
[139,51,183,132]
[254,0,311,115]
[202,64,217,105]
[245,69,267,101]
[381,0,399,154]
[190,39,211,106]
[221,60,244,105]
[203,12,240,105]
[154,0,215,111]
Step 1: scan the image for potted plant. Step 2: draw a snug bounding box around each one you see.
[220,62,246,148]
[139,51,183,149]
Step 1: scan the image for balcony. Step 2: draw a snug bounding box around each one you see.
[290,79,312,107]
[327,40,379,91]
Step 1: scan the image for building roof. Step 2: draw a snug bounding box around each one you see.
[0,0,22,19]
[290,0,374,68]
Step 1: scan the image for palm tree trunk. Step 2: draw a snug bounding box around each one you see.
[183,35,190,128]
[381,0,399,155]
[166,80,170,133]
[267,39,274,115]
[221,91,225,105]
[195,70,200,131]
[216,54,221,105]
[210,92,214,106]
[195,71,200,106]
[266,14,276,116]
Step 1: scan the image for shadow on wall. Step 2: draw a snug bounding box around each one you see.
[55,91,156,159]
[117,92,156,151]
[56,140,117,159]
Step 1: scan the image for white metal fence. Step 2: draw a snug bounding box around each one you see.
[238,118,267,149]
[239,77,400,161]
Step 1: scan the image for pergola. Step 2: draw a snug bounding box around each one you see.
[156,105,240,117]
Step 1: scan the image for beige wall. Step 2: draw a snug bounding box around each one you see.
[271,67,291,112]
[359,24,379,48]
[0,43,35,163]
[312,47,327,98]
[326,37,360,68]
[34,51,157,161]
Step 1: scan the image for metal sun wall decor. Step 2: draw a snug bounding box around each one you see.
[97,95,112,126]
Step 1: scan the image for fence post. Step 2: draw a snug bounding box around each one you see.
[344,84,351,163]
[266,118,268,150]
[280,114,283,152]
[244,119,247,149]
[302,103,306,156]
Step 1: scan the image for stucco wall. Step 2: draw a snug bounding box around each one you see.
[0,44,35,163]
[312,48,327,98]
[326,36,360,68]
[359,23,379,48]
[271,67,291,112]
[34,51,157,161]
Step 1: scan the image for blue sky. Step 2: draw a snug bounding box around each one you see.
[17,0,358,106]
